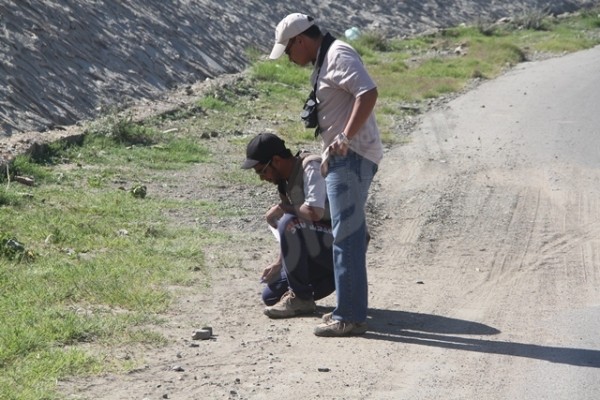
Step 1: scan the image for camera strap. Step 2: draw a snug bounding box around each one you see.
[312,32,336,136]
[314,32,336,85]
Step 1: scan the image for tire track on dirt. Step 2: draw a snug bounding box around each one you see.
[368,44,600,397]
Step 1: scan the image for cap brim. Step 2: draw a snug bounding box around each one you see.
[269,42,287,59]
[241,159,259,169]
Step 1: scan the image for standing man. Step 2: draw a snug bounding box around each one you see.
[242,133,335,318]
[269,13,383,336]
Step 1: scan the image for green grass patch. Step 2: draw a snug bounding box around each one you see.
[1,347,101,400]
[0,116,225,398]
[0,179,212,396]
[0,187,23,207]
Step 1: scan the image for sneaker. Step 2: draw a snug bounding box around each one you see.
[322,312,368,329]
[322,312,334,322]
[314,317,368,337]
[263,290,316,319]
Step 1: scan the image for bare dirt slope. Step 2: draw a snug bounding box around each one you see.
[60,46,600,400]
[1,0,595,137]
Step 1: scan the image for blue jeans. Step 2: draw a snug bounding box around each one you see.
[262,213,335,305]
[326,150,378,323]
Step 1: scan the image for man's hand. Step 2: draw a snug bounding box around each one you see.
[261,262,282,284]
[329,132,350,156]
[265,204,284,228]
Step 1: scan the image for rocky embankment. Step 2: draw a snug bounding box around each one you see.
[0,1,596,145]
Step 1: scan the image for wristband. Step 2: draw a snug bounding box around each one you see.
[338,132,350,146]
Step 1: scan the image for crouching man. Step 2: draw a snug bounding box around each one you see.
[242,133,334,318]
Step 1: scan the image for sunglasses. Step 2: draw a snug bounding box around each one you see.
[256,159,272,176]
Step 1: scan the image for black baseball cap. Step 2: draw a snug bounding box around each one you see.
[241,133,288,169]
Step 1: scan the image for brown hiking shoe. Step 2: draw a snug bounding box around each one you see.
[263,290,316,319]
[314,316,368,337]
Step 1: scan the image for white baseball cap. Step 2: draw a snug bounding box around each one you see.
[269,13,315,59]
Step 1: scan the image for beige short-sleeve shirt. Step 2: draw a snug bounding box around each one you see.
[312,40,383,165]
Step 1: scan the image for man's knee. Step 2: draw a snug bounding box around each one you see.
[276,213,298,236]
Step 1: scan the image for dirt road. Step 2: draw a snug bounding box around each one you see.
[370,45,600,399]
[62,47,600,400]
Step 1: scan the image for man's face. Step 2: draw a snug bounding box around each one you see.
[253,158,284,185]
[285,35,310,66]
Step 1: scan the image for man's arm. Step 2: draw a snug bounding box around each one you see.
[329,87,378,156]
[279,203,324,221]
[267,201,324,225]
[344,87,378,140]
[268,159,326,222]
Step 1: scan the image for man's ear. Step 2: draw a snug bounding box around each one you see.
[270,155,282,168]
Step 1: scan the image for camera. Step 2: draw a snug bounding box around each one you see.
[300,91,318,129]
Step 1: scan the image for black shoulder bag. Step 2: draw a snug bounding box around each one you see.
[300,32,336,136]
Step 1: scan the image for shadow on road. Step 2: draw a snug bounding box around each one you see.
[358,308,600,368]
